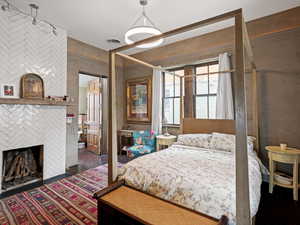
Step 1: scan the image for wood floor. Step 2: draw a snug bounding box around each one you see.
[256,182,300,225]
[67,148,130,175]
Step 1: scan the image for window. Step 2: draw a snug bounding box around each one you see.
[162,69,184,125]
[195,62,219,119]
[162,61,219,124]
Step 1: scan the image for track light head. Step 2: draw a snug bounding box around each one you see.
[140,0,148,6]
[29,3,39,10]
[29,3,38,25]
[1,0,10,11]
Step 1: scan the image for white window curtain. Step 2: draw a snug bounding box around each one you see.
[216,53,234,119]
[151,68,163,134]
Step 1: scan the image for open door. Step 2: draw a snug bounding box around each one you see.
[86,78,102,154]
[79,73,107,155]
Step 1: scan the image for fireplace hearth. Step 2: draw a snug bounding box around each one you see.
[2,145,43,191]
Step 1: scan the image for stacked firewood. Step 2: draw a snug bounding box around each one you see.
[3,150,38,182]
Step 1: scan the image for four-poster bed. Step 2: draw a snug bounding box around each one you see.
[105,8,259,225]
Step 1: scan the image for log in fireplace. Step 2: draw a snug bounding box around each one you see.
[2,145,43,191]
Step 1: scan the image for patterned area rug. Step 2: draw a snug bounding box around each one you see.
[0,164,114,225]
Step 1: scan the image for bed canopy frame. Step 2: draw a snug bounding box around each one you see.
[107,9,258,225]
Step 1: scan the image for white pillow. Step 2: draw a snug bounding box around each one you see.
[209,132,256,152]
[176,134,212,149]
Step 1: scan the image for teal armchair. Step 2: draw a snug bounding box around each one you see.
[127,130,157,158]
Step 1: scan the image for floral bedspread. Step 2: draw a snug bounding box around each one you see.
[118,145,262,225]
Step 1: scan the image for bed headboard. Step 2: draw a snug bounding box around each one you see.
[181,118,259,152]
[181,118,236,134]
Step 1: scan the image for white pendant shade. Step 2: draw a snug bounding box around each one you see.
[125,0,163,49]
[125,26,163,48]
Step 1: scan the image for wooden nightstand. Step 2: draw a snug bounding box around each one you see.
[117,130,134,154]
[266,146,300,201]
[156,135,177,151]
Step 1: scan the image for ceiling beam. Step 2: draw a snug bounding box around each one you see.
[242,17,256,69]
[116,52,158,69]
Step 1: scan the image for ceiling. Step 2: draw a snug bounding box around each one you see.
[11,0,300,53]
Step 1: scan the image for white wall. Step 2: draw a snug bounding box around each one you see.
[0,11,67,192]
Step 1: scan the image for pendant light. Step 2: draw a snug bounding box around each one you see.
[125,0,163,48]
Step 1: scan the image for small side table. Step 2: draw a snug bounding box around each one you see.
[117,130,134,154]
[266,146,300,201]
[156,135,177,151]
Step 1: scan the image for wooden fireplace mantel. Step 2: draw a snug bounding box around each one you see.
[0,98,75,106]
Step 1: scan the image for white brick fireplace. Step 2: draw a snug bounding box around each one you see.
[0,12,67,193]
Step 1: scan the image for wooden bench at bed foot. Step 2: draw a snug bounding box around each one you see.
[93,181,228,225]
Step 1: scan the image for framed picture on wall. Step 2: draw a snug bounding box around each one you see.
[20,73,44,99]
[0,84,18,98]
[126,77,152,123]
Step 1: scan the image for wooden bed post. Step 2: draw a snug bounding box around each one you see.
[180,76,184,133]
[252,68,260,151]
[234,10,251,225]
[241,12,259,152]
[108,51,118,185]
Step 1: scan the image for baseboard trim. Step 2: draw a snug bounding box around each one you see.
[43,173,70,184]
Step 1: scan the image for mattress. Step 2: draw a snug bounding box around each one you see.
[118,144,263,225]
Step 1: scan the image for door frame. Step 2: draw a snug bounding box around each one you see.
[78,71,108,155]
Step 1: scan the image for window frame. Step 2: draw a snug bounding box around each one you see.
[194,61,219,119]
[162,67,184,126]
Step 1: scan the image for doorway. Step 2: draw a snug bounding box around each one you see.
[78,73,107,158]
